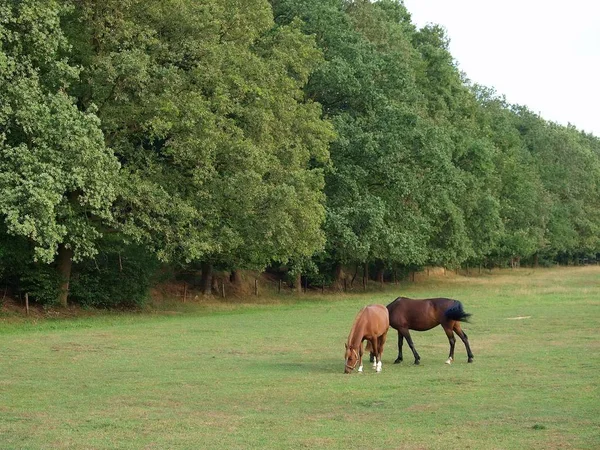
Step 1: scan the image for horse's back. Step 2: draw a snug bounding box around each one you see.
[387,297,455,331]
[362,304,389,335]
[386,296,428,320]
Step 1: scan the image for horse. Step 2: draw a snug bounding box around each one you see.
[344,304,389,374]
[374,297,474,365]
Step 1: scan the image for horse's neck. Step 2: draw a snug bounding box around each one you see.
[348,323,365,349]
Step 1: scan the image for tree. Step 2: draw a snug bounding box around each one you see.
[511,108,600,261]
[66,0,334,290]
[474,90,549,264]
[273,1,429,279]
[0,1,119,305]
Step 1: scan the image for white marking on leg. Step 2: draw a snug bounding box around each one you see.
[376,361,382,372]
[445,357,453,365]
[373,356,378,368]
[358,365,363,372]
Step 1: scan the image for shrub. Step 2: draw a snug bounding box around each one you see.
[69,242,160,308]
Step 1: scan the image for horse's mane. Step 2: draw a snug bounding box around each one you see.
[347,306,366,346]
[386,296,405,308]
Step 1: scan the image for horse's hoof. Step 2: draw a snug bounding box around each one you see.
[445,357,453,365]
[468,358,473,363]
[394,358,402,364]
[414,360,420,365]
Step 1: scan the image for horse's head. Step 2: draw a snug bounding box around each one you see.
[344,343,359,373]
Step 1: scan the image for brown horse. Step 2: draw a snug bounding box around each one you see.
[344,304,389,374]
[382,297,474,365]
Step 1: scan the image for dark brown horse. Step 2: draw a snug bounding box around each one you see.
[381,297,474,365]
[344,304,389,374]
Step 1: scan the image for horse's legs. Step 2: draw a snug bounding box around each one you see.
[444,325,456,364]
[358,342,364,372]
[454,323,474,363]
[368,340,375,363]
[394,332,404,364]
[378,332,387,360]
[376,332,387,372]
[400,328,420,365]
[370,338,379,369]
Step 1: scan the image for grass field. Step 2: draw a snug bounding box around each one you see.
[1,267,599,449]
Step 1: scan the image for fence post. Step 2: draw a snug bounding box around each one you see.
[25,293,29,315]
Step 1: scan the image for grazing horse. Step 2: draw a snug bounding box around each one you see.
[344,304,389,374]
[382,297,474,365]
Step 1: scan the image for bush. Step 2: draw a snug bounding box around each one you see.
[69,243,160,308]
[0,230,61,306]
[20,266,62,306]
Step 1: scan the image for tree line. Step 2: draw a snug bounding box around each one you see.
[1,0,599,307]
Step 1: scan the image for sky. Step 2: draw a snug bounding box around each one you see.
[402,0,600,137]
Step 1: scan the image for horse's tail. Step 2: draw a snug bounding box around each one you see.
[444,300,471,322]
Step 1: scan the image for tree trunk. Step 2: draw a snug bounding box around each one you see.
[295,272,302,293]
[230,270,242,286]
[211,276,219,293]
[377,267,384,285]
[57,243,74,307]
[350,264,358,287]
[200,262,213,295]
[333,263,343,290]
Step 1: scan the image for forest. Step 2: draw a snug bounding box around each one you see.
[1,0,599,307]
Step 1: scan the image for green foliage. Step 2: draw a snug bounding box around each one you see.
[20,265,62,306]
[66,0,334,271]
[514,108,600,257]
[69,242,159,308]
[274,0,483,271]
[0,225,61,305]
[0,0,119,264]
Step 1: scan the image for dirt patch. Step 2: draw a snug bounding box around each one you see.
[406,403,440,412]
[301,437,337,447]
[50,342,117,353]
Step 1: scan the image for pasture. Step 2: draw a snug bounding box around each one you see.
[1,267,599,449]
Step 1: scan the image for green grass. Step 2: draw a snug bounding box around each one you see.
[1,266,599,449]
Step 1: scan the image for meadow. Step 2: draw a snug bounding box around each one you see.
[1,267,599,449]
